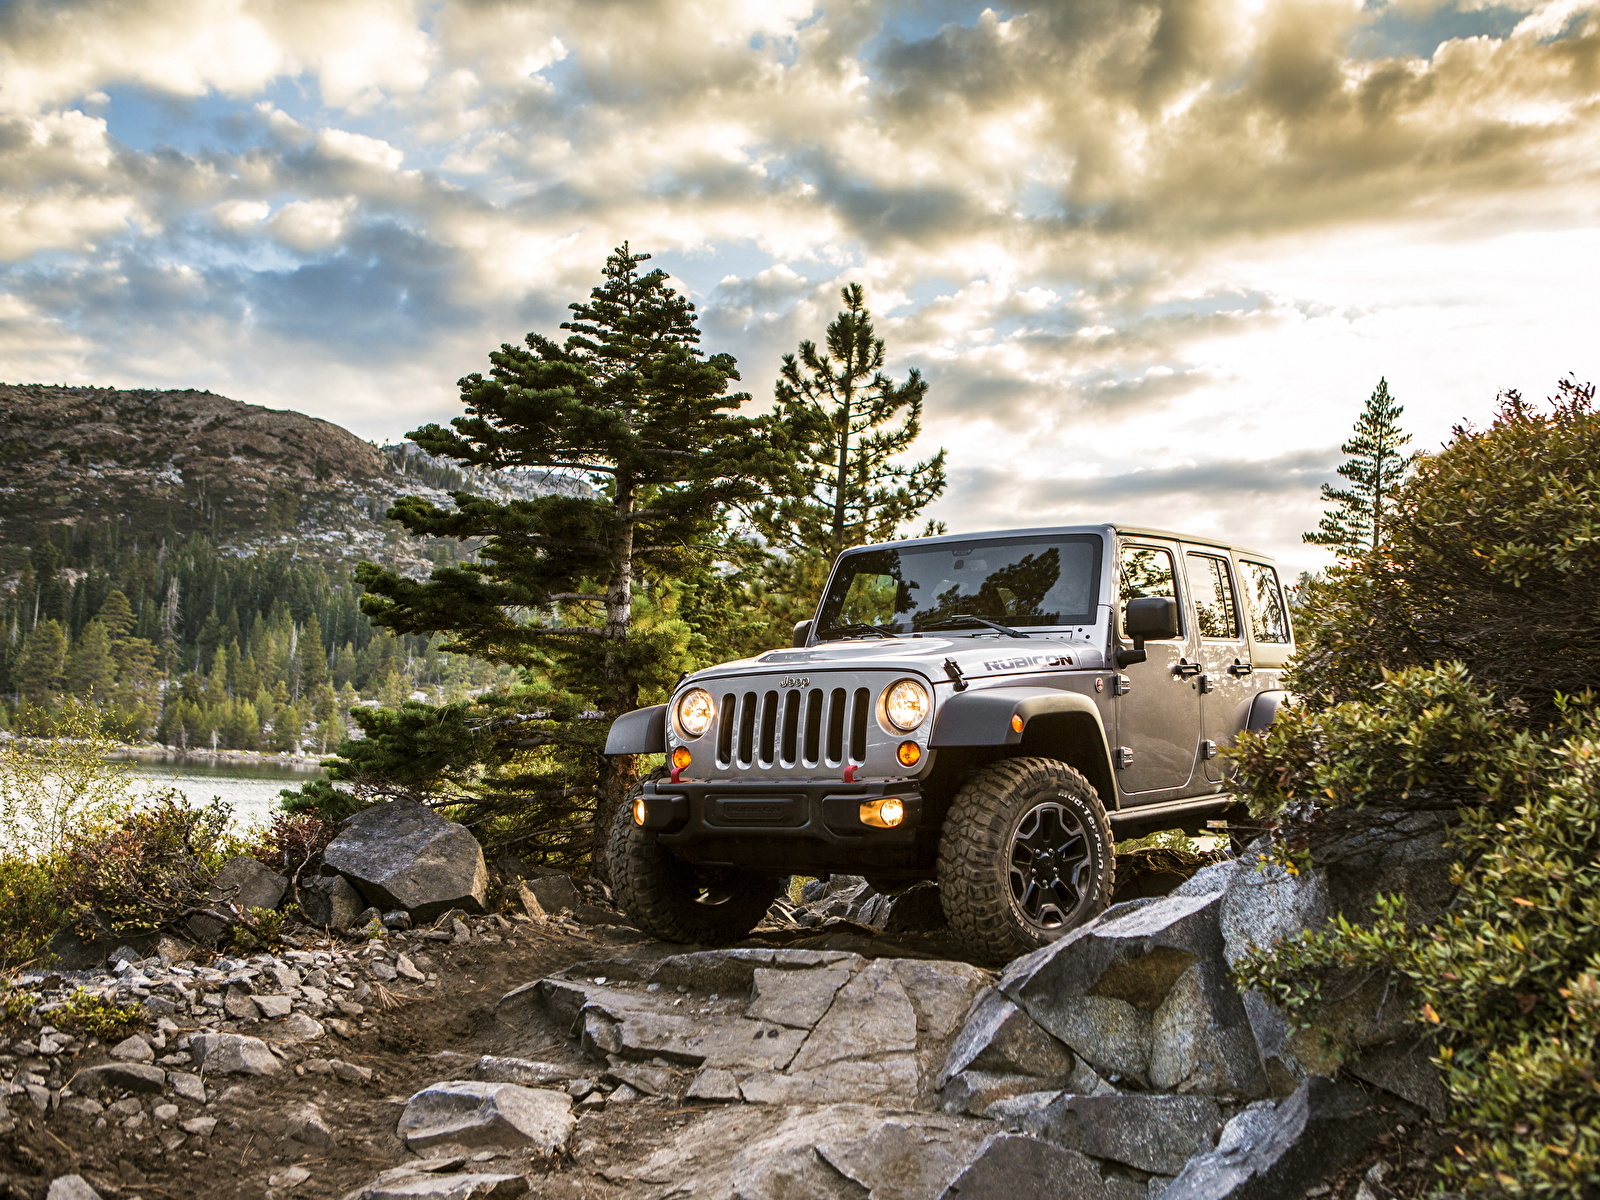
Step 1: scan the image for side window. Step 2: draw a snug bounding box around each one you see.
[1119,545,1179,636]
[1241,561,1291,644]
[1186,553,1239,639]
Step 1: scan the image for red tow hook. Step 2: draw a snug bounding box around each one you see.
[842,765,858,783]
[670,765,685,784]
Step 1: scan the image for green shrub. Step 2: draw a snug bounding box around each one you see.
[230,904,296,951]
[0,853,74,968]
[53,988,143,1040]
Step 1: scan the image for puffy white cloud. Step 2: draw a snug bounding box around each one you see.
[1,0,1598,572]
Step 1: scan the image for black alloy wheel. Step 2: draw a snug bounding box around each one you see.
[1008,800,1094,932]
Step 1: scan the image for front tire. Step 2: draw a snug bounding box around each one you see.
[937,757,1115,965]
[606,776,781,945]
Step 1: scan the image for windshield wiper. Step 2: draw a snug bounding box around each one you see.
[822,623,898,640]
[916,614,1029,639]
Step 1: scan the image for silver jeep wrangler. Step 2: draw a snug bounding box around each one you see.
[603,524,1293,963]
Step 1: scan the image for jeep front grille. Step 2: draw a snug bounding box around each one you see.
[715,685,872,770]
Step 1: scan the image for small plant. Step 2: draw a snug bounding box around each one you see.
[230,905,295,951]
[54,988,142,1040]
[1,984,34,1026]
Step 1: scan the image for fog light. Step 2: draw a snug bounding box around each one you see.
[632,796,648,826]
[671,747,692,770]
[860,797,906,829]
[896,741,922,767]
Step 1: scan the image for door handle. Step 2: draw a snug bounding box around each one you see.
[1228,659,1254,677]
[1172,659,1202,679]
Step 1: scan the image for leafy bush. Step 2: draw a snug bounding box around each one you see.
[230,904,296,952]
[1233,381,1600,1197]
[53,988,144,1040]
[1289,379,1600,718]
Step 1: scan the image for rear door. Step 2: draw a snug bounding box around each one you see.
[1182,548,1254,783]
[1114,539,1204,796]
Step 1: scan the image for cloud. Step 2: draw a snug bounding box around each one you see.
[0,0,1597,571]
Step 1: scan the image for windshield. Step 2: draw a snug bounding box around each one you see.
[816,535,1104,638]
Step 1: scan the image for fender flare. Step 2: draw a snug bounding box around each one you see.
[931,686,1108,747]
[1245,689,1291,733]
[604,704,667,755]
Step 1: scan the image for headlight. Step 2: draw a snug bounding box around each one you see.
[675,688,715,738]
[881,679,931,732]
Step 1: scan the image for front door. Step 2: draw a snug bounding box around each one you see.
[1114,541,1204,796]
[1183,549,1254,783]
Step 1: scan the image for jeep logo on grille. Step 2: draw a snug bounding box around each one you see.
[777,676,810,688]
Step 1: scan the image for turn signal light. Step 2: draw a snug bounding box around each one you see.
[632,796,648,826]
[896,741,922,767]
[671,747,692,770]
[1011,714,1025,733]
[860,797,906,829]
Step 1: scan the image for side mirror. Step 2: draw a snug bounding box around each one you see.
[792,619,814,648]
[1117,596,1179,668]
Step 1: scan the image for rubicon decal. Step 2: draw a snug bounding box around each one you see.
[982,654,1073,672]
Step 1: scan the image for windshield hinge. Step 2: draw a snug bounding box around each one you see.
[943,658,969,692]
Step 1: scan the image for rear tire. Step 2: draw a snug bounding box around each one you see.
[606,775,781,945]
[937,757,1115,965]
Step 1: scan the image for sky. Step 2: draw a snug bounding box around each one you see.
[2,0,1599,575]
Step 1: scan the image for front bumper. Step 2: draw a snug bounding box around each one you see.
[638,779,924,847]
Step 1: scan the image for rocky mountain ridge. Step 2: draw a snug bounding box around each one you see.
[0,384,589,572]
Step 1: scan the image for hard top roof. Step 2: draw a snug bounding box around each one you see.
[851,523,1277,562]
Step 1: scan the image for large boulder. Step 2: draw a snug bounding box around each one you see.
[937,990,1075,1087]
[938,1133,1144,1200]
[188,856,288,941]
[1158,1077,1388,1200]
[397,1081,574,1152]
[322,800,488,920]
[300,872,366,930]
[1002,1092,1223,1175]
[998,893,1267,1097]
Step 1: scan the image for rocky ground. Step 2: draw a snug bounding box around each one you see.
[1,880,1449,1200]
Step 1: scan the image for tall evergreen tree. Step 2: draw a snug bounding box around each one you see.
[16,619,67,704]
[353,245,777,866]
[751,284,946,561]
[1305,378,1418,555]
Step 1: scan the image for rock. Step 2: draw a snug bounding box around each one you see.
[46,1176,104,1200]
[278,1013,326,1041]
[332,1060,375,1084]
[790,959,918,1072]
[475,1056,569,1086]
[1159,1077,1389,1200]
[68,1063,167,1094]
[153,1103,179,1122]
[512,882,546,921]
[884,881,948,932]
[168,1071,206,1103]
[181,1116,218,1136]
[522,873,581,915]
[572,903,626,925]
[354,906,384,930]
[190,1033,281,1076]
[938,1132,1143,1200]
[322,800,489,920]
[341,1168,527,1200]
[938,1072,1062,1117]
[746,964,852,1028]
[605,1062,683,1098]
[1347,1035,1448,1121]
[398,1081,575,1152]
[383,910,413,930]
[999,892,1267,1097]
[110,1034,155,1063]
[301,873,367,929]
[395,953,426,981]
[286,1101,338,1147]
[686,1067,742,1101]
[1216,846,1329,968]
[1007,1093,1223,1174]
[253,994,294,1019]
[938,991,1075,1087]
[188,856,289,940]
[269,1166,312,1188]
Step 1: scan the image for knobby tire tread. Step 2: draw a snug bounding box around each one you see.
[936,756,1115,965]
[607,774,778,945]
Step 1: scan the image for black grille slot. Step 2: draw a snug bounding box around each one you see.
[781,691,801,765]
[803,690,823,764]
[736,691,757,765]
[717,692,736,765]
[758,691,779,765]
[826,688,847,764]
[850,688,870,763]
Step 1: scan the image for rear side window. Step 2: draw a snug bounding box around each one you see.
[1186,553,1239,639]
[1241,561,1291,644]
[1119,545,1179,636]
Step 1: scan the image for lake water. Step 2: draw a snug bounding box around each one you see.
[110,754,327,830]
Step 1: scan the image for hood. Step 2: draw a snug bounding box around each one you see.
[684,633,1108,686]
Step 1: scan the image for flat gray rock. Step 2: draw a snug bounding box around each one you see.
[398,1081,574,1152]
[46,1176,104,1200]
[340,1168,526,1200]
[1007,1092,1223,1174]
[323,800,488,920]
[937,1133,1144,1199]
[68,1063,167,1093]
[475,1056,571,1086]
[190,1033,281,1076]
[745,965,850,1028]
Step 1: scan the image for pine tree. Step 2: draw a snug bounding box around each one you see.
[1305,378,1419,555]
[15,619,67,704]
[64,619,117,699]
[354,244,778,867]
[750,284,946,562]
